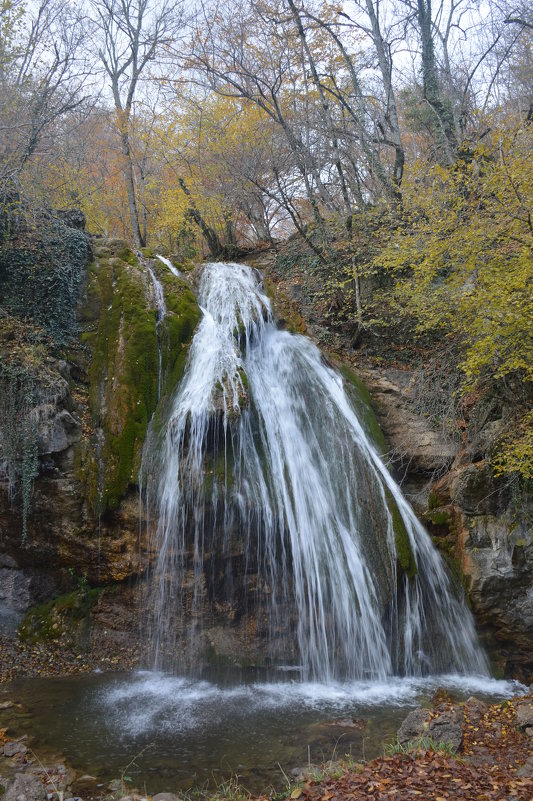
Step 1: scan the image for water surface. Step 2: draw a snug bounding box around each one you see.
[1,669,523,793]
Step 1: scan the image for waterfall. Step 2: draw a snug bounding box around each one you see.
[147,265,166,402]
[145,262,487,681]
[156,253,181,277]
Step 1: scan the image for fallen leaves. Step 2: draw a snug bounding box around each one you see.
[281,694,533,801]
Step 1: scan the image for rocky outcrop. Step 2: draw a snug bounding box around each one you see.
[357,368,457,490]
[454,493,533,679]
[342,365,533,680]
[0,230,200,632]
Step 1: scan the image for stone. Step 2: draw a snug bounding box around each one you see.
[69,774,99,796]
[452,463,508,516]
[0,569,32,611]
[456,511,533,680]
[37,407,81,455]
[4,741,28,757]
[516,702,533,730]
[151,794,180,801]
[427,707,464,752]
[397,708,431,744]
[290,765,321,783]
[517,756,533,778]
[4,773,46,801]
[464,696,488,724]
[359,369,457,478]
[397,705,463,752]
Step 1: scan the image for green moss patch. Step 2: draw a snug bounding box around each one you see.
[78,253,201,513]
[384,486,418,578]
[19,585,102,643]
[339,364,388,456]
[81,254,159,512]
[152,262,201,403]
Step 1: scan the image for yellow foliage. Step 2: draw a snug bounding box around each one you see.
[377,122,533,477]
[151,93,276,248]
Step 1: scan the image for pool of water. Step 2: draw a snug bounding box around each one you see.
[0,669,524,794]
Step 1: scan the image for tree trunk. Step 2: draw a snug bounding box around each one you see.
[364,0,405,189]
[417,0,457,162]
[118,122,145,248]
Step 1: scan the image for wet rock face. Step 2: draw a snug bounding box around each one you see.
[0,478,149,590]
[437,471,533,680]
[358,365,533,680]
[0,239,163,621]
[459,513,533,647]
[451,464,510,516]
[361,368,457,490]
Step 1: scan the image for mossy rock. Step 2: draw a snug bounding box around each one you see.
[78,252,201,513]
[117,245,137,265]
[80,255,160,512]
[19,586,102,643]
[429,509,452,527]
[384,486,418,579]
[151,261,201,403]
[339,364,388,456]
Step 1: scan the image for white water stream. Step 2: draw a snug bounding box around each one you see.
[147,265,166,401]
[146,262,488,681]
[156,253,181,277]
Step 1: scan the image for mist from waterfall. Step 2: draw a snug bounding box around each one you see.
[144,262,487,681]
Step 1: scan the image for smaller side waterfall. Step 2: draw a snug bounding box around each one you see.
[156,254,181,277]
[147,265,166,402]
[144,262,488,681]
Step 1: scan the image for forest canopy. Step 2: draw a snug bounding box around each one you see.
[1,0,532,477]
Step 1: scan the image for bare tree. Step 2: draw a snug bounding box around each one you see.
[0,0,91,213]
[90,0,183,247]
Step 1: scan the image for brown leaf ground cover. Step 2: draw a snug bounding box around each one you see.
[264,696,533,801]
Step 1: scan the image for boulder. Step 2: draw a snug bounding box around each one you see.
[37,407,81,455]
[397,707,431,744]
[516,702,533,730]
[3,741,28,757]
[397,705,464,752]
[464,696,488,725]
[4,773,46,801]
[69,775,99,796]
[427,707,464,752]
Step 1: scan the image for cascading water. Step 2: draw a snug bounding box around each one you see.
[156,253,182,277]
[145,262,487,681]
[147,265,166,402]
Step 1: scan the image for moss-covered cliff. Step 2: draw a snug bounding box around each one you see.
[0,224,201,614]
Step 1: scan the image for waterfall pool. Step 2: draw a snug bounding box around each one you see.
[3,263,519,794]
[0,669,523,794]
